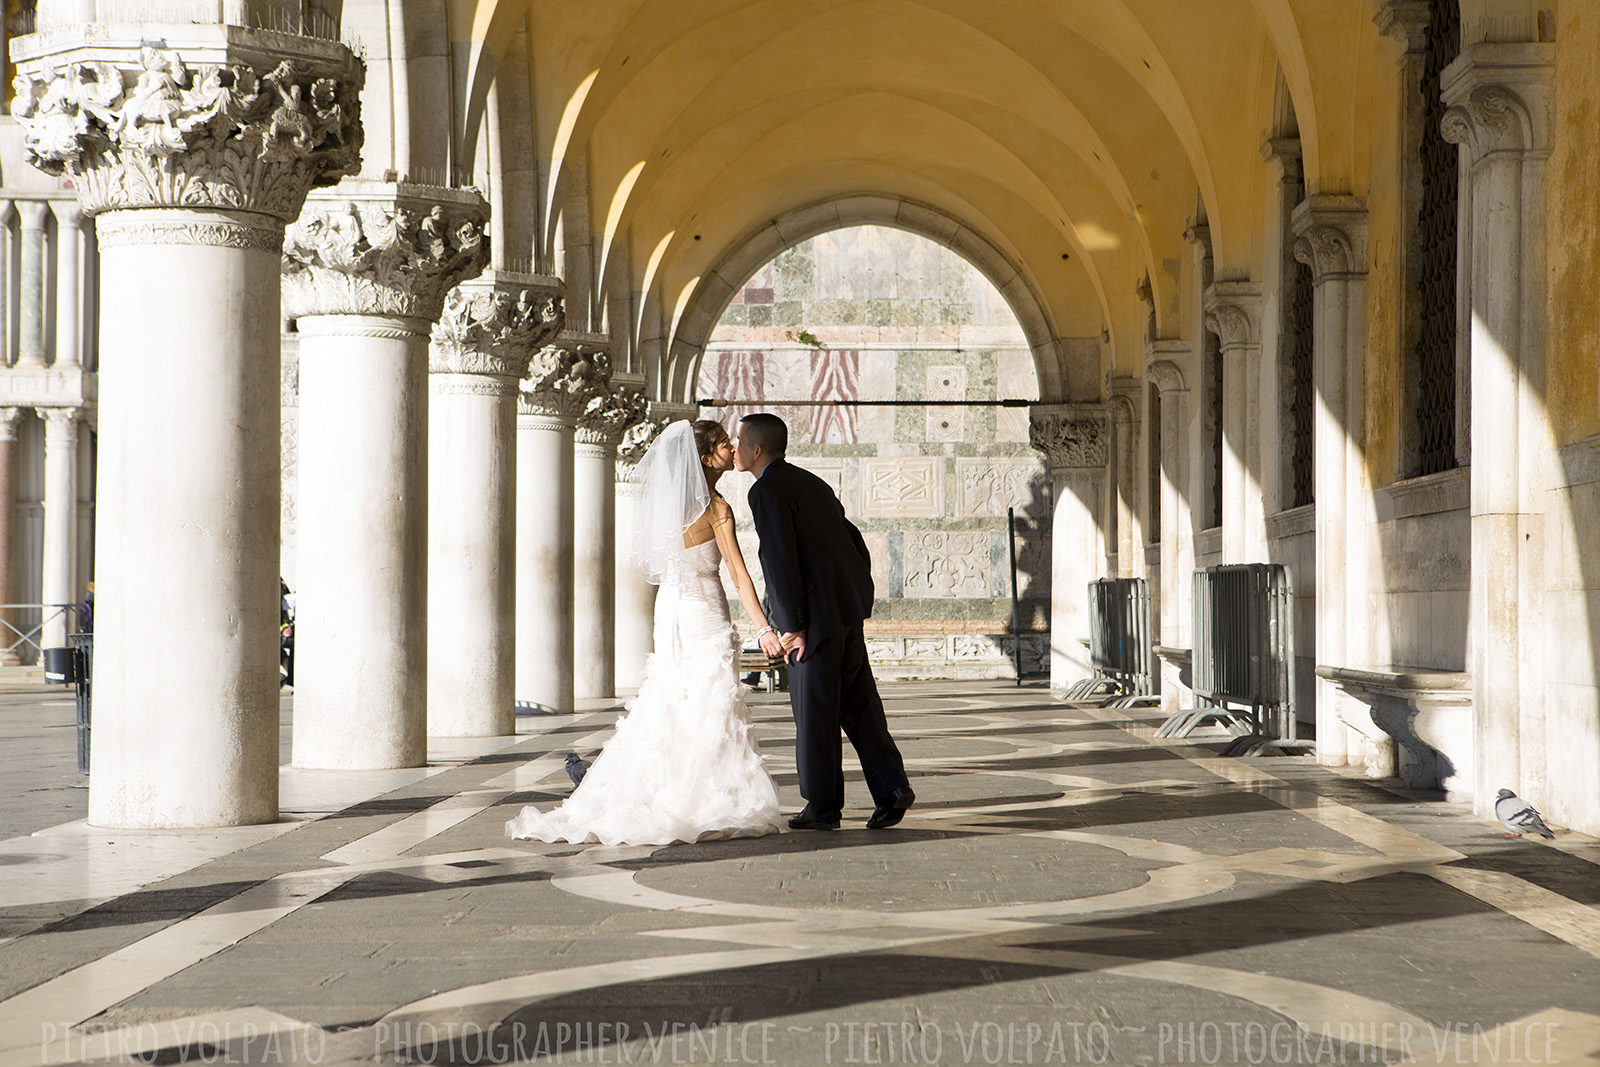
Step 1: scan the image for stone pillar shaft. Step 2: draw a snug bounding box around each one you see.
[1030,405,1109,689]
[1146,347,1190,710]
[40,409,78,647]
[573,439,617,699]
[517,410,576,712]
[293,316,430,767]
[0,410,22,664]
[1441,45,1555,817]
[1203,284,1262,564]
[91,209,287,826]
[427,275,563,737]
[613,474,655,690]
[50,201,81,367]
[1294,197,1372,771]
[16,201,48,368]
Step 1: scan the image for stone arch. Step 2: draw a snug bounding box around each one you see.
[664,195,1069,404]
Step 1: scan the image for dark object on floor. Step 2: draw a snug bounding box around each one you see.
[867,785,916,829]
[565,753,591,788]
[1495,788,1554,838]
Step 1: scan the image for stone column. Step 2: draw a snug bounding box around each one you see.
[515,344,595,713]
[0,408,21,664]
[1202,284,1263,563]
[282,184,490,769]
[1441,46,1554,816]
[49,200,82,366]
[1030,405,1109,689]
[15,201,48,369]
[427,274,563,737]
[12,35,364,827]
[613,414,670,691]
[1146,346,1191,707]
[573,374,646,701]
[40,408,79,646]
[1106,375,1142,577]
[1293,198,1372,771]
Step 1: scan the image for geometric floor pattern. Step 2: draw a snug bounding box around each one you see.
[0,680,1597,1065]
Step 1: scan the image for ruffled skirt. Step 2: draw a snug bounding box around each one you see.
[505,569,782,846]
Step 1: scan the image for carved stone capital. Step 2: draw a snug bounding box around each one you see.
[12,33,364,221]
[1260,137,1303,183]
[576,383,648,447]
[1182,220,1212,256]
[282,183,490,323]
[1202,282,1263,351]
[430,272,564,381]
[1291,196,1370,283]
[1439,43,1553,162]
[1374,0,1432,55]
[615,413,674,483]
[520,335,615,419]
[1028,403,1108,469]
[0,407,25,443]
[1106,374,1142,423]
[1145,339,1191,395]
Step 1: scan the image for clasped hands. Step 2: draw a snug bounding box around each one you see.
[758,628,807,662]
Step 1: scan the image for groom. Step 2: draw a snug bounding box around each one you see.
[735,412,914,830]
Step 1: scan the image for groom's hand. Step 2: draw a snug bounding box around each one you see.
[782,630,807,663]
[758,629,785,659]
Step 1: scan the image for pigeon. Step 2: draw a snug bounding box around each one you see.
[1494,789,1555,839]
[564,752,591,788]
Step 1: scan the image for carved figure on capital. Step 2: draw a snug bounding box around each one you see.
[431,284,564,380]
[519,344,597,420]
[577,386,648,448]
[616,414,673,482]
[13,43,364,220]
[282,192,489,321]
[1028,406,1108,470]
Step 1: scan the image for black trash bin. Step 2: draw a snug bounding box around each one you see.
[68,633,92,775]
[43,646,77,685]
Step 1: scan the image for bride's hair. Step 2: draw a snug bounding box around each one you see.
[692,419,728,468]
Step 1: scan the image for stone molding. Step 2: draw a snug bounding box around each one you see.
[1374,0,1431,55]
[430,274,564,381]
[1029,403,1108,469]
[576,384,648,447]
[516,406,574,432]
[283,184,490,323]
[431,375,520,398]
[12,40,363,221]
[295,314,429,343]
[1202,282,1262,351]
[96,212,284,252]
[1291,196,1370,283]
[1440,43,1553,162]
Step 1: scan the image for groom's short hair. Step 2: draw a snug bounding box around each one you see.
[739,412,787,457]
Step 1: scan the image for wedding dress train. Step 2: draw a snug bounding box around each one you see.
[505,538,783,846]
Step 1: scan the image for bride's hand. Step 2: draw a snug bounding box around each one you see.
[758,629,785,659]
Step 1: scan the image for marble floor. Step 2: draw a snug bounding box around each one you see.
[0,680,1596,1066]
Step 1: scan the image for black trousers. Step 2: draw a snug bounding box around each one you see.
[788,625,908,819]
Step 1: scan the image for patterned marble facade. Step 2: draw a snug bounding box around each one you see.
[699,226,1049,679]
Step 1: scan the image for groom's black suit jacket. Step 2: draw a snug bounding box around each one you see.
[747,458,873,651]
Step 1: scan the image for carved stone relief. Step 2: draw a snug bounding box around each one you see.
[957,457,1049,518]
[1028,406,1108,469]
[859,456,944,518]
[902,531,992,598]
[431,280,564,381]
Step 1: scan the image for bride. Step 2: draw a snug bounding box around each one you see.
[505,419,785,845]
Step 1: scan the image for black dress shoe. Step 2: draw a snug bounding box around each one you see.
[787,806,839,831]
[867,786,916,829]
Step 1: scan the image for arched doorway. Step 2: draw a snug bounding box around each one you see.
[695,225,1049,679]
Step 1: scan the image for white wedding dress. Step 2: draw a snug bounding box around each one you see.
[505,537,783,846]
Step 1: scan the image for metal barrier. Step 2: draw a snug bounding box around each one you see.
[1061,578,1157,705]
[69,633,93,775]
[1156,563,1307,752]
[0,603,86,663]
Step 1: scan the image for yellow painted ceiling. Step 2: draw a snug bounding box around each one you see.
[454,0,1403,396]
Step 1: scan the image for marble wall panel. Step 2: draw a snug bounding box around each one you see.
[957,457,1049,518]
[860,456,944,518]
[903,531,992,598]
